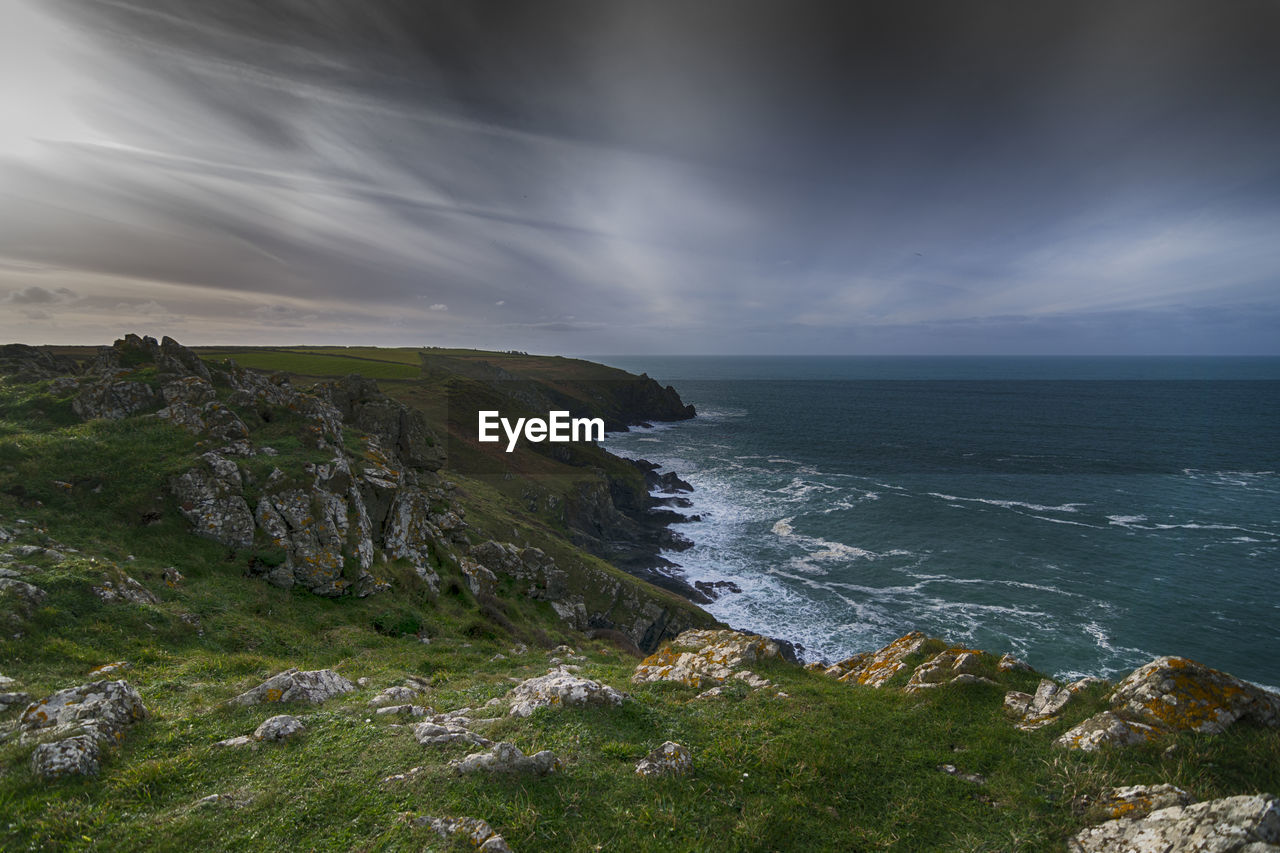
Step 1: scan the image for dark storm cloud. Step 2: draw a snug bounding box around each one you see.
[1,0,1277,352]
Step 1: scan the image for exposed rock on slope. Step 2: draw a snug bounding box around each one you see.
[1068,793,1280,853]
[1111,657,1280,734]
[1059,657,1280,752]
[815,631,932,688]
[230,669,355,706]
[20,680,148,780]
[635,741,692,777]
[506,667,628,717]
[632,629,781,688]
[449,741,561,776]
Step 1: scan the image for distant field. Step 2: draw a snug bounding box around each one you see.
[195,348,423,379]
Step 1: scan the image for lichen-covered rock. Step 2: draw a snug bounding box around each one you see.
[1056,711,1161,751]
[1067,676,1110,693]
[449,742,560,776]
[72,379,160,421]
[904,648,995,693]
[92,575,158,605]
[1093,784,1196,821]
[370,686,419,707]
[824,632,933,688]
[0,343,79,381]
[156,376,249,442]
[1068,793,1280,853]
[470,541,567,601]
[1110,657,1280,735]
[171,452,255,549]
[1005,679,1074,730]
[87,662,130,677]
[230,668,355,706]
[460,557,498,597]
[0,577,47,610]
[507,667,627,717]
[30,734,102,780]
[635,741,692,777]
[20,680,147,780]
[254,715,305,742]
[408,815,513,853]
[998,653,1034,673]
[21,680,147,740]
[733,670,772,689]
[380,489,445,592]
[631,629,781,688]
[414,720,492,748]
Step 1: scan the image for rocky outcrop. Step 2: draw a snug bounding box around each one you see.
[0,343,79,382]
[171,452,255,550]
[20,680,148,780]
[1005,679,1075,730]
[230,669,355,706]
[72,379,160,421]
[903,648,998,693]
[0,577,48,612]
[449,742,561,776]
[1111,657,1280,735]
[92,574,159,605]
[1091,785,1197,821]
[635,741,692,777]
[506,667,628,717]
[1058,657,1280,752]
[315,375,444,471]
[157,376,249,443]
[1068,793,1280,853]
[818,632,932,688]
[632,629,781,688]
[1056,711,1161,752]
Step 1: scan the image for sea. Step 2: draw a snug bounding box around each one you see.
[595,356,1280,688]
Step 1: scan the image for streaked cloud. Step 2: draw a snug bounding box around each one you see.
[0,0,1277,353]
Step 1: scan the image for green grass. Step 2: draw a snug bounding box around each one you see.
[195,349,422,379]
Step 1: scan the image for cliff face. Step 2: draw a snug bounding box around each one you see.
[0,335,714,652]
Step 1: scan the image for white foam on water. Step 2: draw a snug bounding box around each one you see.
[927,492,1085,513]
[1029,514,1100,528]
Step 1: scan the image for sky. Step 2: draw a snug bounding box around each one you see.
[1,0,1278,355]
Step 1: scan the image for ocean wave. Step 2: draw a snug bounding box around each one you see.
[1107,515,1277,537]
[1029,514,1100,528]
[928,492,1085,513]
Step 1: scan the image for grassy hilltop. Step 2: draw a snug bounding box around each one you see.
[0,339,1277,852]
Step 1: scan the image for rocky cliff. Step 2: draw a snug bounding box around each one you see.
[0,335,713,652]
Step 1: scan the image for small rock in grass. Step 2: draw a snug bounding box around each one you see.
[253,714,304,742]
[635,741,692,777]
[449,742,560,776]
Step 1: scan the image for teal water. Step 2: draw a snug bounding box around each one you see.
[596,357,1280,686]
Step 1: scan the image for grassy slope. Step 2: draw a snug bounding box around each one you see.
[1,350,1278,852]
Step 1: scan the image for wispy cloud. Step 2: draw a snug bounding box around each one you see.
[1,0,1277,353]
